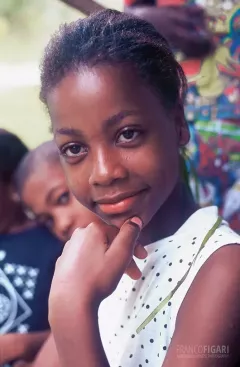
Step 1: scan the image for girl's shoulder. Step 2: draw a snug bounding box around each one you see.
[172,205,240,254]
[181,206,240,271]
[169,207,240,326]
[166,237,240,367]
[146,206,240,267]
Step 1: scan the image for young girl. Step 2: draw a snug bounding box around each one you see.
[15,140,99,242]
[14,140,146,367]
[40,10,240,367]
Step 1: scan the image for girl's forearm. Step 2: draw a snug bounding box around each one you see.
[51,304,110,367]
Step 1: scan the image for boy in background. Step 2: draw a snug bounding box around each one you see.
[0,131,62,366]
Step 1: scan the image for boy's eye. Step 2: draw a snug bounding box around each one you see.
[117,129,140,144]
[57,191,70,205]
[62,144,87,157]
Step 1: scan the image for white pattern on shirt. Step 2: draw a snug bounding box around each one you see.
[99,207,240,366]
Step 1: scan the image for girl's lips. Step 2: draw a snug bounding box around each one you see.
[96,190,148,215]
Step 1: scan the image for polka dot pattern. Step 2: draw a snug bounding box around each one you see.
[98,207,240,367]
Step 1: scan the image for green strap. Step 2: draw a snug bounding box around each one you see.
[136,216,222,334]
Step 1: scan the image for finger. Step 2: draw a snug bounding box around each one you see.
[69,223,108,253]
[56,224,109,275]
[125,258,142,280]
[134,242,148,260]
[105,217,142,278]
[62,227,84,253]
[105,224,119,247]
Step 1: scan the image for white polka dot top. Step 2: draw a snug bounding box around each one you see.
[98,207,240,367]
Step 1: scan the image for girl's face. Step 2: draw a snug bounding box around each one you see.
[21,162,98,241]
[48,65,189,229]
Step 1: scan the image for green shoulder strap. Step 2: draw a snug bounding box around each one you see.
[136,216,222,334]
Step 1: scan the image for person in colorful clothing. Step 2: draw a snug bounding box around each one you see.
[125,0,240,232]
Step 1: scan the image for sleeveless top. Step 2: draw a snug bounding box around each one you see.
[99,207,240,366]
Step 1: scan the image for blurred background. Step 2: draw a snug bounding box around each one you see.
[0,0,123,148]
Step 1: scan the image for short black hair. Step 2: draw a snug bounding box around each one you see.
[40,9,187,109]
[0,130,28,184]
[14,140,60,196]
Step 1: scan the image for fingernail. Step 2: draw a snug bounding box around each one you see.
[130,217,143,229]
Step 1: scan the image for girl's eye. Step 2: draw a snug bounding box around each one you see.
[62,144,87,157]
[117,129,140,144]
[57,191,70,205]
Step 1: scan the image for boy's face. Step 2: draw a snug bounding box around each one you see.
[21,162,98,241]
[48,65,189,229]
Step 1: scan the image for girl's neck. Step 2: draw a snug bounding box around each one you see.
[141,181,198,246]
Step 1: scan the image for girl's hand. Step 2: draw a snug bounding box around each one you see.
[49,217,146,317]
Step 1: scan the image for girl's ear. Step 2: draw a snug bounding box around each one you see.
[174,102,190,147]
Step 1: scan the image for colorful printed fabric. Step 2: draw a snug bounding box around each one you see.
[182,0,240,231]
[182,0,240,122]
[125,0,240,231]
[126,0,240,121]
[188,120,240,232]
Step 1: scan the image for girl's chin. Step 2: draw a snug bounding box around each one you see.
[103,217,126,229]
[102,214,145,231]
[98,214,130,229]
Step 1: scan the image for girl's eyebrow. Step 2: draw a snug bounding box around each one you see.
[56,110,138,137]
[55,127,84,138]
[102,110,138,129]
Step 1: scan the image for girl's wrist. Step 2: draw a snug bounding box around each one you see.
[50,300,100,359]
[49,294,99,331]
